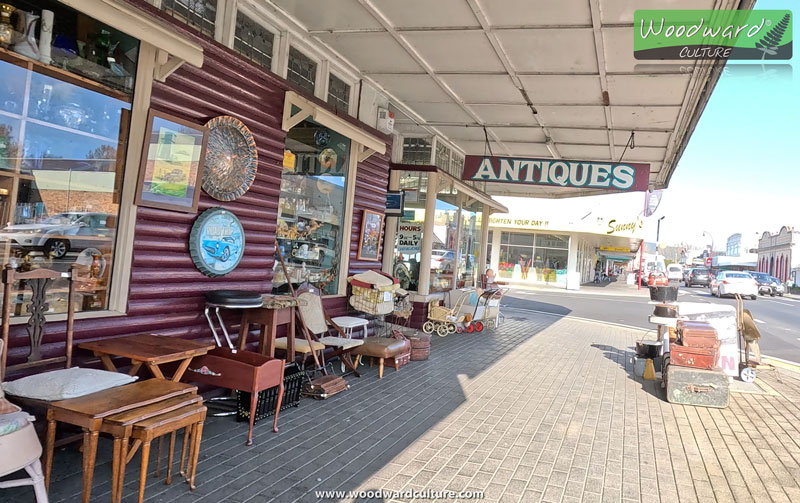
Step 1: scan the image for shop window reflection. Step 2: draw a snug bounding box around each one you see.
[274,119,350,295]
[457,203,481,288]
[0,2,136,315]
[430,182,458,293]
[393,172,426,291]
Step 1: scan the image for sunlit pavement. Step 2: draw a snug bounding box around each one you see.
[13,313,800,503]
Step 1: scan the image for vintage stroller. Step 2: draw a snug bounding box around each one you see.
[423,293,471,337]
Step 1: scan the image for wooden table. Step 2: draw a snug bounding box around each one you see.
[43,379,197,503]
[79,334,215,381]
[238,296,297,361]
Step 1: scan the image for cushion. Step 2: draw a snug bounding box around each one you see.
[275,337,325,353]
[2,367,138,402]
[318,336,364,350]
[0,411,31,437]
[204,290,263,307]
[352,337,409,358]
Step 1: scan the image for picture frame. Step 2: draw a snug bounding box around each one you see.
[135,109,209,213]
[356,209,385,261]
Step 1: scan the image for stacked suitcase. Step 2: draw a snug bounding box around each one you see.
[666,320,730,408]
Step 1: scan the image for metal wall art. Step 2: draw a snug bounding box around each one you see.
[202,115,257,201]
[189,207,245,277]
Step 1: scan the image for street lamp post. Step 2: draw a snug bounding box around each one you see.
[657,216,666,243]
[703,230,714,267]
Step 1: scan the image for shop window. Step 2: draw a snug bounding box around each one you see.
[430,182,458,293]
[486,230,493,271]
[274,118,350,295]
[327,73,350,114]
[435,140,451,176]
[287,47,317,96]
[0,0,137,315]
[161,0,217,38]
[401,138,431,165]
[458,203,481,288]
[233,11,274,71]
[497,231,568,284]
[393,171,426,291]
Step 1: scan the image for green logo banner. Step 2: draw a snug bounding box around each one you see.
[634,10,792,60]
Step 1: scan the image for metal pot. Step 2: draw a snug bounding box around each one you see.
[635,340,662,359]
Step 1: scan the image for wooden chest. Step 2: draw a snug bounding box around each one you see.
[677,320,719,348]
[665,365,729,408]
[670,343,719,370]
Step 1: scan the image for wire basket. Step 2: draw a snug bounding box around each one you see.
[349,285,394,315]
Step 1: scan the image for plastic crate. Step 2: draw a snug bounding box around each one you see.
[236,363,303,423]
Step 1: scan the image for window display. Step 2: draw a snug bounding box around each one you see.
[0,0,137,315]
[458,202,481,288]
[273,118,349,295]
[392,171,426,291]
[497,231,568,284]
[430,182,458,293]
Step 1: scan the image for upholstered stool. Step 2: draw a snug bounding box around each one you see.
[351,338,409,378]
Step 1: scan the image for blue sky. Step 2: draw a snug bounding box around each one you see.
[654,0,799,247]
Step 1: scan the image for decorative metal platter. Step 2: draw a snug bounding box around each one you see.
[202,116,257,201]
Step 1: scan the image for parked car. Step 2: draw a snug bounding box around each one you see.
[769,276,786,296]
[715,271,758,299]
[431,249,455,271]
[682,267,694,285]
[686,267,711,287]
[0,212,115,259]
[666,264,683,282]
[749,272,780,296]
[708,271,720,296]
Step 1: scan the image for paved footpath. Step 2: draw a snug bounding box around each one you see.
[24,312,800,503]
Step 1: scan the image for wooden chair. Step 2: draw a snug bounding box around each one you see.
[1,265,79,381]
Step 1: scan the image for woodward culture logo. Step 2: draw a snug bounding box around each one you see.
[634,10,792,60]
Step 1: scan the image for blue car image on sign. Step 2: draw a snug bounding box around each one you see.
[189,207,245,277]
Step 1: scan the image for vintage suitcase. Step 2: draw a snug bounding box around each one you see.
[665,365,729,408]
[670,342,719,370]
[302,375,349,399]
[677,321,719,348]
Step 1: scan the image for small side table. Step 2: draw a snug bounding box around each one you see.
[79,334,215,382]
[238,295,298,361]
[331,316,369,339]
[331,316,369,371]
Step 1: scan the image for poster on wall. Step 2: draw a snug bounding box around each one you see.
[397,222,423,254]
[189,207,245,277]
[135,109,208,213]
[357,210,385,261]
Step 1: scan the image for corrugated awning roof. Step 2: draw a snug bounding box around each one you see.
[269,0,756,198]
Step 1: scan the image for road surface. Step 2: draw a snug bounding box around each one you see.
[500,286,800,362]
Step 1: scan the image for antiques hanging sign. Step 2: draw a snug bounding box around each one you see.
[462,156,650,192]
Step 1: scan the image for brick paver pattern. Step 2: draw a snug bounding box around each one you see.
[12,313,800,503]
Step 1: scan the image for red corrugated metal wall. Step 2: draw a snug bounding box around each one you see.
[3,4,391,368]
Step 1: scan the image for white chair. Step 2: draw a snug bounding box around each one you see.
[0,340,47,502]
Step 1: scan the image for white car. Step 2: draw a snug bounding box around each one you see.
[715,271,758,300]
[0,212,115,259]
[666,264,683,282]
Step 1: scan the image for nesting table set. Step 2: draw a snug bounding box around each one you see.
[44,334,214,503]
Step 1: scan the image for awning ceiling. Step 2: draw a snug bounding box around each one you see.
[270,0,754,198]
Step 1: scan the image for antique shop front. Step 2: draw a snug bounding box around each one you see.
[0,0,392,367]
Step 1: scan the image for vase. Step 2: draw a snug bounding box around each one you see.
[38,9,52,64]
[0,4,13,47]
[12,10,39,60]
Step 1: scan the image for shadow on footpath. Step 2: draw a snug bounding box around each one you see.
[590,343,665,400]
[27,316,562,503]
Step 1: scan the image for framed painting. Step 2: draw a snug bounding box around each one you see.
[135,109,209,213]
[357,209,385,261]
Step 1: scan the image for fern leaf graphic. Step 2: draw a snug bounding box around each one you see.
[756,13,790,51]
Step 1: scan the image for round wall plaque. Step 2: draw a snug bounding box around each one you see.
[189,207,245,277]
[202,116,257,201]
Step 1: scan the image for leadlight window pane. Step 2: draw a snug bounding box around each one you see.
[435,141,451,175]
[161,0,217,38]
[401,138,432,165]
[287,47,317,95]
[327,74,350,114]
[233,12,274,70]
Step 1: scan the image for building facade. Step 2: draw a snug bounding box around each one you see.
[757,226,800,283]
